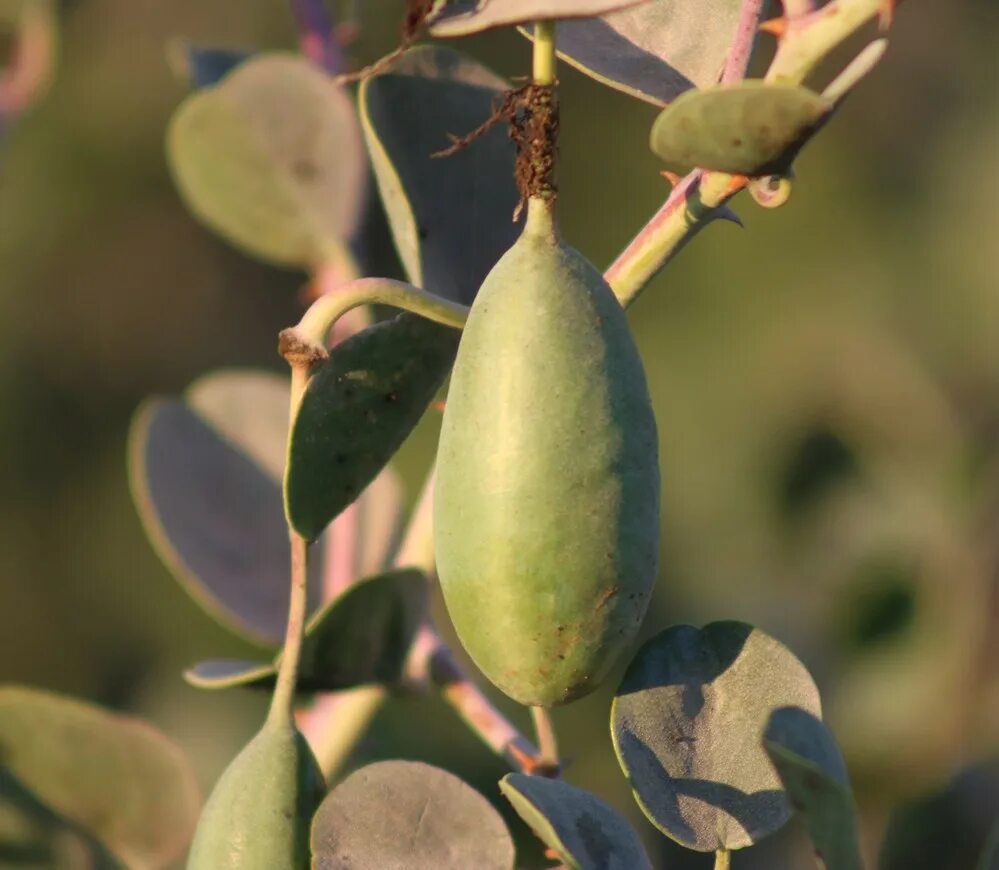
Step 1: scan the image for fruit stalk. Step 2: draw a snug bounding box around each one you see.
[530,706,560,772]
[532,21,557,86]
[269,364,313,728]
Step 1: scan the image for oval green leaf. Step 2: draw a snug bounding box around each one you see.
[0,686,200,868]
[167,52,365,269]
[763,707,863,870]
[520,0,743,106]
[359,45,519,305]
[500,774,652,870]
[285,313,459,541]
[650,82,831,176]
[129,369,404,645]
[185,569,427,692]
[312,760,514,869]
[611,621,822,851]
[429,0,647,37]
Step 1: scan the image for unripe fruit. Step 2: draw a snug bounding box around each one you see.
[187,721,324,869]
[434,199,660,707]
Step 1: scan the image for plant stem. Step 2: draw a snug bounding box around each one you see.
[532,21,557,86]
[605,171,743,308]
[722,0,765,83]
[603,0,894,308]
[714,848,731,870]
[530,706,559,771]
[269,369,313,728]
[286,277,468,357]
[767,0,891,84]
[409,625,541,773]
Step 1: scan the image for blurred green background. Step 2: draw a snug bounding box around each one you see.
[1,1,997,867]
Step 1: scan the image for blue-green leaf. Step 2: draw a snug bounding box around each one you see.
[500,774,652,870]
[312,761,514,869]
[129,369,404,644]
[185,570,427,692]
[763,707,863,870]
[360,45,518,305]
[611,622,822,851]
[521,0,744,106]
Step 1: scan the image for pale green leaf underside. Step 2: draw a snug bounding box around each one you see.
[129,369,403,645]
[520,0,744,106]
[312,761,515,869]
[611,621,822,851]
[167,53,365,269]
[429,0,646,37]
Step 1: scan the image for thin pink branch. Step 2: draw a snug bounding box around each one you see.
[290,0,345,75]
[722,0,766,83]
[0,6,56,131]
[408,625,543,774]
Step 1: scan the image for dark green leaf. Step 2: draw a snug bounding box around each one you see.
[359,45,519,305]
[500,774,652,870]
[185,570,427,692]
[129,370,403,645]
[763,707,863,870]
[286,313,458,541]
[294,568,426,690]
[428,0,646,37]
[168,53,366,269]
[650,82,831,176]
[0,686,200,868]
[611,621,821,851]
[311,760,514,869]
[521,0,743,106]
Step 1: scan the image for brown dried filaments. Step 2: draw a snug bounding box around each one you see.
[433,83,559,217]
[334,0,433,85]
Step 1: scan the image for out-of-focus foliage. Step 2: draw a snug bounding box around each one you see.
[0,1,997,867]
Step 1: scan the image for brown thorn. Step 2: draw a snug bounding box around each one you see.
[660,170,683,187]
[759,16,787,37]
[879,0,896,28]
[723,174,750,196]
